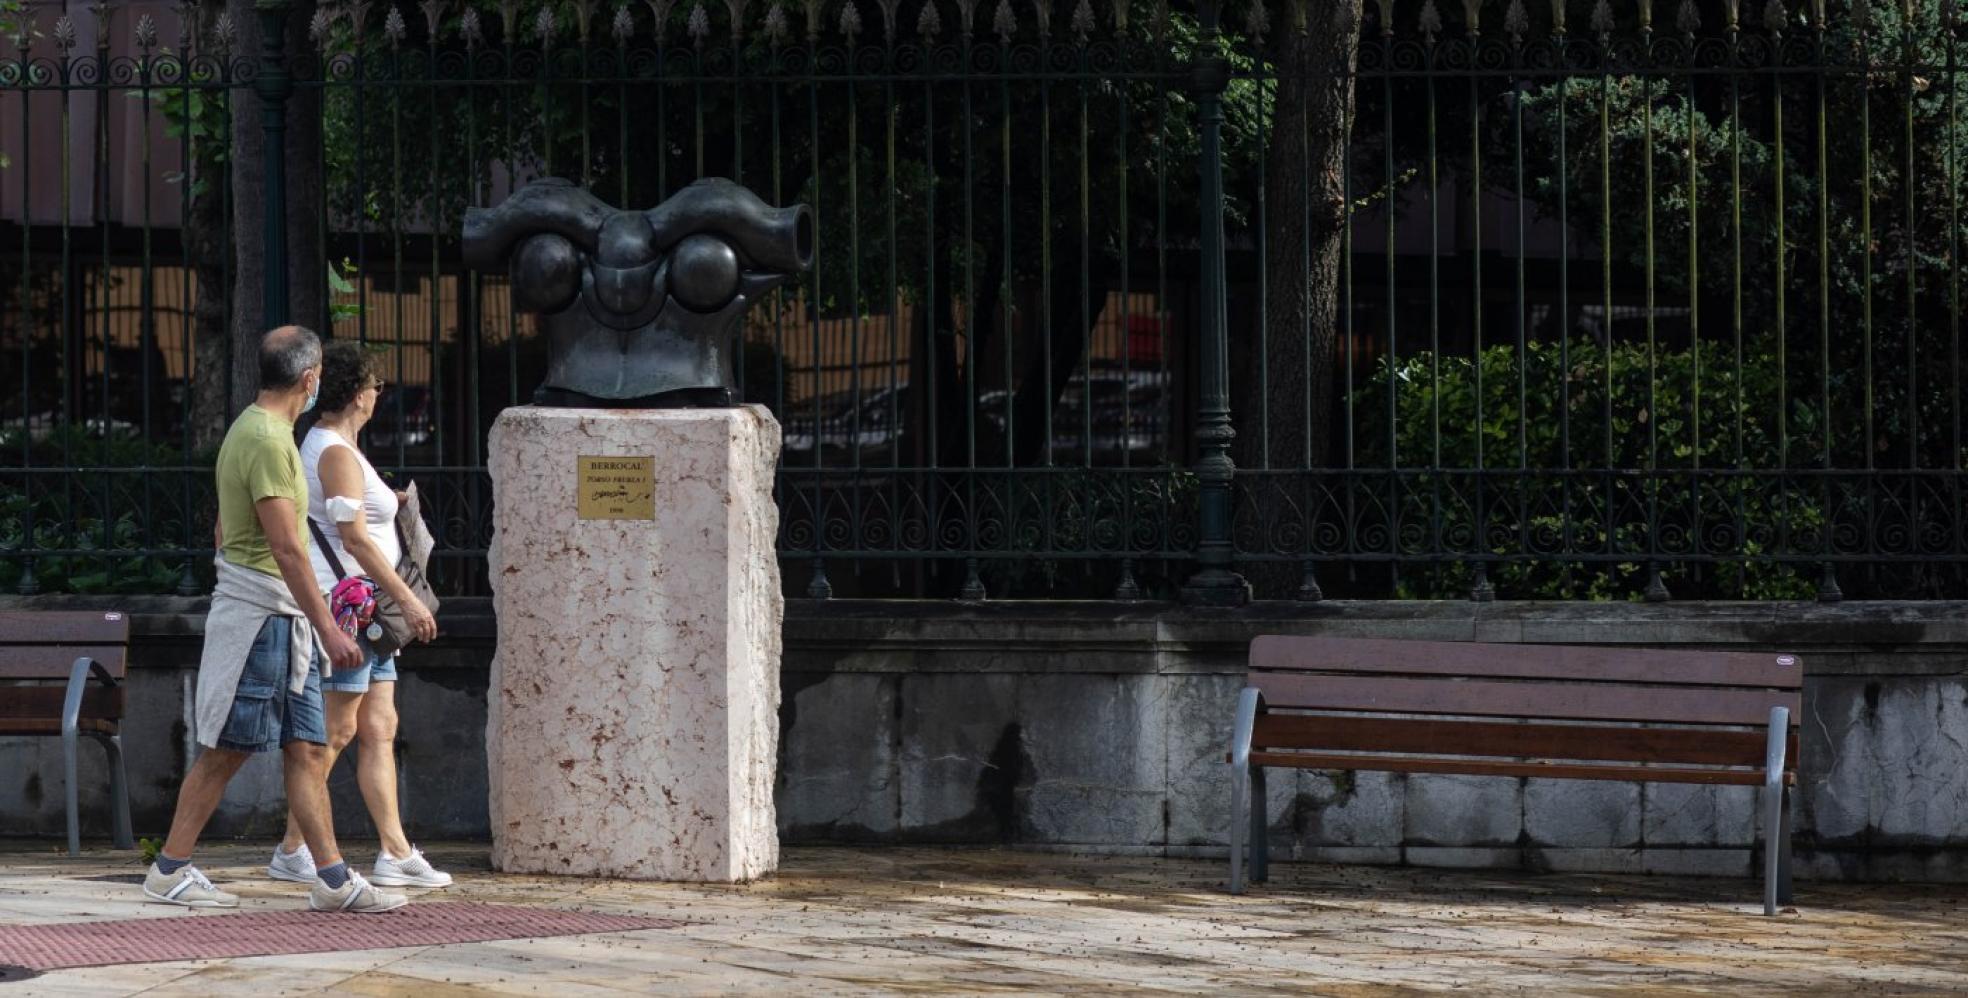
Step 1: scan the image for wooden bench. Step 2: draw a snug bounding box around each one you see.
[0,611,135,856]
[1229,636,1802,915]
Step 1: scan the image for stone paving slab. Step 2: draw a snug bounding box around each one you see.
[0,842,1963,995]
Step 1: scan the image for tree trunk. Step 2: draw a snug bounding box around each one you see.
[227,0,324,416]
[1232,0,1360,595]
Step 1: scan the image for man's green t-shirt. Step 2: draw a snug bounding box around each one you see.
[215,405,308,577]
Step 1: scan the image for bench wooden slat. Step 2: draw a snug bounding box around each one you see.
[1250,636,1802,689]
[0,646,128,680]
[1252,714,1797,769]
[0,717,119,736]
[0,612,130,646]
[1252,672,1802,726]
[1247,751,1796,786]
[0,686,123,722]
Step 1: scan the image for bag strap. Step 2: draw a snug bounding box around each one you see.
[307,517,353,582]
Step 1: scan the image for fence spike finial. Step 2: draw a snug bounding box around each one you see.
[1419,0,1442,40]
[919,0,943,37]
[1548,0,1565,33]
[1675,0,1697,33]
[1110,0,1127,34]
[572,0,597,40]
[384,5,408,44]
[88,0,111,40]
[9,16,33,52]
[801,0,822,41]
[1033,0,1052,37]
[993,0,1016,40]
[689,0,712,43]
[1374,0,1395,36]
[1504,0,1528,39]
[1244,0,1269,41]
[53,15,77,53]
[956,0,979,37]
[1723,0,1740,31]
[645,0,677,41]
[1071,0,1094,40]
[1589,0,1613,35]
[1637,0,1653,32]
[1461,0,1481,36]
[611,2,635,42]
[420,0,448,40]
[725,0,751,40]
[763,1,789,44]
[839,0,863,37]
[495,0,519,38]
[211,9,236,50]
[874,0,899,38]
[136,12,158,48]
[533,4,555,43]
[460,6,484,46]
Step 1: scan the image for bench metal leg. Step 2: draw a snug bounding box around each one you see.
[1777,784,1794,906]
[1228,687,1260,895]
[1249,764,1269,884]
[104,735,134,851]
[62,723,80,858]
[1762,705,1791,916]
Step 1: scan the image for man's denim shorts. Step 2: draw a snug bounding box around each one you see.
[215,616,327,753]
[321,642,399,694]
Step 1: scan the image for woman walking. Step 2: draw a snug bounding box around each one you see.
[267,341,452,889]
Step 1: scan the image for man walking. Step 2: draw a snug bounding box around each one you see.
[142,326,408,913]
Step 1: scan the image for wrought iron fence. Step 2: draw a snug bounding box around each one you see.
[0,0,1964,602]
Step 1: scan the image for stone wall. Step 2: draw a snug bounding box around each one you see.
[3,597,1965,881]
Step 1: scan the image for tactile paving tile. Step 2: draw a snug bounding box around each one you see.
[0,901,678,972]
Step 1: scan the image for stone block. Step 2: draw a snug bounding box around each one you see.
[1531,848,1643,874]
[1291,770,1405,849]
[1406,774,1522,847]
[487,407,783,881]
[1524,779,1639,848]
[1802,677,1968,848]
[777,673,898,842]
[1404,847,1521,869]
[1164,674,1253,848]
[1017,674,1167,847]
[1642,783,1756,847]
[1638,848,1753,877]
[896,673,1021,841]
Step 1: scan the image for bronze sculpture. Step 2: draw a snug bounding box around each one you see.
[463,177,812,407]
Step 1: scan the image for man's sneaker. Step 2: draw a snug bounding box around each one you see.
[142,863,239,908]
[369,847,453,889]
[308,871,409,913]
[267,843,317,884]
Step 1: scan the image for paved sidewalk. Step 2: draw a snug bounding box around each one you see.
[1,842,1964,995]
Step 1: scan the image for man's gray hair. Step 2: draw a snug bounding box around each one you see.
[258,325,322,390]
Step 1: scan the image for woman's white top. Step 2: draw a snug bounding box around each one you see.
[302,426,402,596]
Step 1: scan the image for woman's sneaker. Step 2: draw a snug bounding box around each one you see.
[370,847,454,889]
[308,871,409,913]
[142,863,239,908]
[267,843,317,884]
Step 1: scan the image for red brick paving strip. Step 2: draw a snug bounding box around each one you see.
[0,902,679,971]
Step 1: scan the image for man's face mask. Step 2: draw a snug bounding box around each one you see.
[462,178,813,408]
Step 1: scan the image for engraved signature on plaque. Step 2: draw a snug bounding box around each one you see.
[577,456,656,520]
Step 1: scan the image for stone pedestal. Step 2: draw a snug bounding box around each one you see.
[486,406,783,882]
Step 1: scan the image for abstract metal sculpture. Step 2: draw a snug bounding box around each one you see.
[463,178,813,408]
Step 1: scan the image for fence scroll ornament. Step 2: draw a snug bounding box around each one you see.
[461,178,814,408]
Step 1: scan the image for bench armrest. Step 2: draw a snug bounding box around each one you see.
[61,656,116,738]
[1230,687,1261,770]
[1764,705,1791,787]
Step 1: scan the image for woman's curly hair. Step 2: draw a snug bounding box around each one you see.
[316,340,382,417]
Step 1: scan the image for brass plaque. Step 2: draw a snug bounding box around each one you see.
[576,455,656,521]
